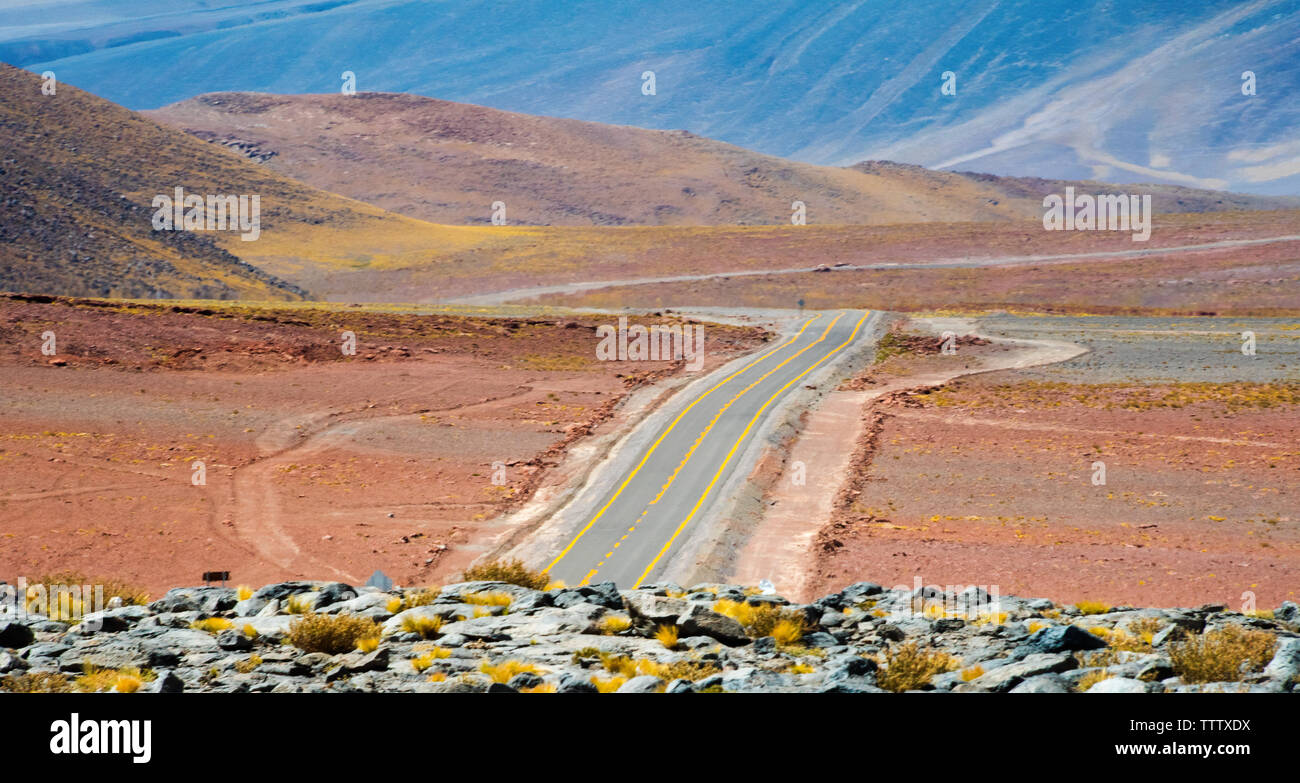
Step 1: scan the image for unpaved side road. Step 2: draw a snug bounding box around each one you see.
[727,317,1088,601]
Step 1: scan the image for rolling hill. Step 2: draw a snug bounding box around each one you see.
[147,91,1298,227]
[0,62,462,299]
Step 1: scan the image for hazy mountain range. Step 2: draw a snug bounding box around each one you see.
[147,90,1300,227]
[5,0,1298,195]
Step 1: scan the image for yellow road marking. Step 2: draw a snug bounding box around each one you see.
[543,313,822,574]
[632,310,872,587]
[578,314,845,584]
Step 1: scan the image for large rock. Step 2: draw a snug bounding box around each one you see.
[1009,674,1070,693]
[418,607,590,640]
[0,620,35,649]
[676,603,748,646]
[1019,624,1109,655]
[1263,637,1300,683]
[552,582,621,610]
[616,675,664,693]
[622,592,691,625]
[72,605,151,634]
[957,653,1075,692]
[1087,677,1151,693]
[150,587,237,613]
[251,582,321,602]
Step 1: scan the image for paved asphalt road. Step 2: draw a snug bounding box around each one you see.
[544,309,878,588]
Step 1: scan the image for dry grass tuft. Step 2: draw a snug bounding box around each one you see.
[461,559,549,591]
[1076,669,1114,692]
[400,614,445,639]
[0,671,74,692]
[655,624,680,650]
[461,591,513,608]
[1075,601,1111,616]
[287,613,382,654]
[1168,626,1277,683]
[590,675,626,693]
[479,659,543,684]
[712,599,807,641]
[876,643,960,692]
[598,615,632,635]
[190,617,234,634]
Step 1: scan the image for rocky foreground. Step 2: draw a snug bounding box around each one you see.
[2,579,1298,693]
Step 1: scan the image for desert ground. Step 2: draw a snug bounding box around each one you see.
[0,294,767,596]
[800,315,1299,608]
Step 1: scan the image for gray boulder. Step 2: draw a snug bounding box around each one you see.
[957,653,1075,692]
[1087,677,1151,693]
[1263,637,1300,683]
[1019,624,1109,655]
[0,620,35,649]
[616,675,664,693]
[676,603,748,646]
[1009,674,1070,693]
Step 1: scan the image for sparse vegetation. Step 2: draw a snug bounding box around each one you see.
[190,617,234,634]
[590,675,626,693]
[655,624,680,650]
[598,615,632,635]
[400,614,445,639]
[1168,625,1277,683]
[1076,669,1114,692]
[0,671,74,693]
[876,643,960,692]
[712,599,807,642]
[461,591,513,608]
[287,613,382,654]
[460,559,549,590]
[1076,601,1111,616]
[480,659,543,684]
[74,662,156,693]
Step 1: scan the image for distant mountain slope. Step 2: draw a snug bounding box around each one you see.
[1,63,436,299]
[11,0,1300,195]
[147,92,1298,228]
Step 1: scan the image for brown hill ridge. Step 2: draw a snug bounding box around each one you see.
[0,65,442,300]
[149,91,1298,227]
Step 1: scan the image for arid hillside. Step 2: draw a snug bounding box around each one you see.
[1,64,461,300]
[148,92,1298,228]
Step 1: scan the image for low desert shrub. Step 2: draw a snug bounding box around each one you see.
[655,624,680,649]
[590,675,626,693]
[460,559,549,591]
[190,617,234,634]
[1076,600,1111,616]
[480,659,542,684]
[1076,669,1114,692]
[400,614,445,639]
[1169,626,1277,683]
[287,613,382,654]
[0,671,74,693]
[461,591,513,608]
[599,615,632,635]
[876,643,959,692]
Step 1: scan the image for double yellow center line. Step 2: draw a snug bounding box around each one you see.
[543,313,823,575]
[632,310,872,587]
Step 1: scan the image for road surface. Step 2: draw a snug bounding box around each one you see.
[542,309,877,588]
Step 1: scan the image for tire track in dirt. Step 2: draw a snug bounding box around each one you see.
[225,383,544,582]
[731,319,1088,600]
